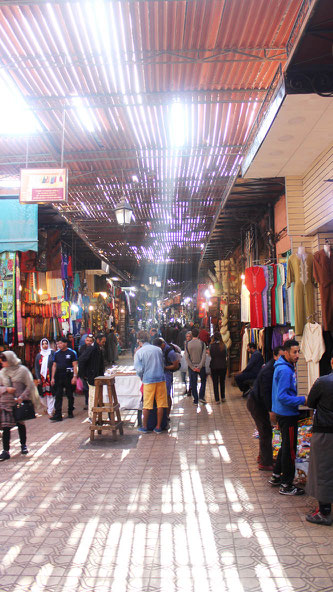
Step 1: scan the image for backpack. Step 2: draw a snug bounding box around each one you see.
[164,343,181,372]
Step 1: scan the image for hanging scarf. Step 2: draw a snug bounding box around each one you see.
[39,338,53,380]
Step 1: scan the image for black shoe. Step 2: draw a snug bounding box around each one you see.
[268,474,281,486]
[50,416,63,422]
[0,450,10,461]
[199,398,207,405]
[193,400,198,405]
[68,412,74,418]
[306,509,332,526]
[279,484,305,496]
[21,445,28,455]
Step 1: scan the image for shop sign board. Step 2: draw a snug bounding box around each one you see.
[20,168,68,203]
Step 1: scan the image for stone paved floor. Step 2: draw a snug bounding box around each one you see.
[1,358,333,592]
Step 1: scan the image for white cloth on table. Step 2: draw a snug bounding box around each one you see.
[301,322,325,390]
[103,374,142,410]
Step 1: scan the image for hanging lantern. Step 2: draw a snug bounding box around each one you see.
[114,199,133,226]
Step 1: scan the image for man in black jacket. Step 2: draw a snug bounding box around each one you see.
[78,334,94,409]
[306,352,333,526]
[235,343,264,395]
[246,346,284,470]
[79,333,106,418]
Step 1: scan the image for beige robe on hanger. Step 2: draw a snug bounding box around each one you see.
[301,322,325,390]
[287,253,315,336]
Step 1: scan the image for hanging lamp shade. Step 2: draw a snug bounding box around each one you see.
[114,198,133,226]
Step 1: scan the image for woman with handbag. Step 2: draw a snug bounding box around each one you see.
[34,338,55,417]
[0,351,35,461]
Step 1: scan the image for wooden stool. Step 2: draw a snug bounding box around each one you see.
[90,376,124,442]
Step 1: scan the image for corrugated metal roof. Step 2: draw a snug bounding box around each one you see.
[0,0,311,279]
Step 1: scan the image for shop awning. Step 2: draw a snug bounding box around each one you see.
[0,197,38,252]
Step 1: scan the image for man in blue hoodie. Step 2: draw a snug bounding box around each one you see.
[269,339,307,496]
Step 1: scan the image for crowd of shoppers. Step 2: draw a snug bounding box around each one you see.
[0,318,330,529]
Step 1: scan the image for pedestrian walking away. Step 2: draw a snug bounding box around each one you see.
[185,328,207,405]
[134,330,168,434]
[78,333,106,419]
[209,332,227,403]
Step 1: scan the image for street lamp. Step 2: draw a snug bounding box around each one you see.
[114,198,133,226]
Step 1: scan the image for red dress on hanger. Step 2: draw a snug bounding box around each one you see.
[245,266,266,328]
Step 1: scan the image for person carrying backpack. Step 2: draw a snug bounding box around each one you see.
[153,338,180,420]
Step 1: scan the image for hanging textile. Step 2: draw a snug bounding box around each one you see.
[241,281,251,322]
[261,266,269,328]
[16,253,24,345]
[245,266,266,328]
[313,248,333,331]
[282,262,289,324]
[73,272,81,292]
[287,252,315,335]
[276,263,285,325]
[241,329,250,371]
[21,250,37,273]
[270,265,277,326]
[47,230,61,271]
[0,252,15,328]
[301,322,325,390]
[267,265,274,326]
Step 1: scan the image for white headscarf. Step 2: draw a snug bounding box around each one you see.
[0,350,32,385]
[40,338,52,380]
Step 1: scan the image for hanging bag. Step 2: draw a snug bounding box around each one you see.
[10,377,36,422]
[13,400,36,422]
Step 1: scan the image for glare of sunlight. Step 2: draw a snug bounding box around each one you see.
[120,449,130,461]
[169,102,187,146]
[237,518,253,538]
[205,402,213,414]
[218,445,231,463]
[63,518,99,591]
[160,523,175,592]
[253,523,294,591]
[0,72,40,134]
[224,479,238,503]
[72,96,99,132]
[100,521,122,568]
[0,176,20,188]
[33,432,64,458]
[30,562,54,592]
[129,523,146,588]
[0,544,22,570]
[67,523,85,547]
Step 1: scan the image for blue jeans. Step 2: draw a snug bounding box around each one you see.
[189,367,206,403]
